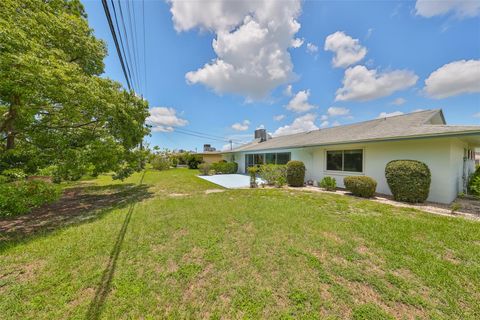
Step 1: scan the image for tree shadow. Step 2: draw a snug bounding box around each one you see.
[0,182,153,249]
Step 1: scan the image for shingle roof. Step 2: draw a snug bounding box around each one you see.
[227,109,480,153]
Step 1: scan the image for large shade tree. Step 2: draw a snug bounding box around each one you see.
[0,0,150,180]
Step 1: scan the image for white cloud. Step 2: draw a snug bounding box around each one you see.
[377,111,404,119]
[332,121,341,127]
[283,84,293,96]
[170,0,302,100]
[390,97,406,106]
[231,120,250,131]
[424,59,480,99]
[474,112,480,118]
[273,114,285,121]
[320,120,329,128]
[286,89,316,113]
[324,31,367,68]
[320,114,329,121]
[147,107,188,132]
[415,0,480,18]
[327,106,350,116]
[273,113,318,136]
[336,65,418,101]
[292,38,304,48]
[306,42,318,53]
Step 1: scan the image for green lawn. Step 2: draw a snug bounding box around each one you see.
[1,169,479,319]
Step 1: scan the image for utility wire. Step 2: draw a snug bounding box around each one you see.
[101,0,132,91]
[130,0,142,94]
[116,0,139,92]
[125,0,141,92]
[141,0,147,97]
[109,0,134,91]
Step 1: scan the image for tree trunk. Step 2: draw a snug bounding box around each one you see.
[4,95,19,150]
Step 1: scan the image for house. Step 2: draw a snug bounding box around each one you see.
[198,151,223,164]
[223,110,480,204]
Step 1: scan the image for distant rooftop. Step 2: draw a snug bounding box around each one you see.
[226,109,480,153]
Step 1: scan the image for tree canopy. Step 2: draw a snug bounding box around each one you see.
[0,0,150,180]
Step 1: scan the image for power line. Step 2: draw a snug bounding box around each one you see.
[116,0,138,92]
[125,0,141,92]
[141,0,147,97]
[176,127,244,143]
[101,0,132,91]
[109,0,134,90]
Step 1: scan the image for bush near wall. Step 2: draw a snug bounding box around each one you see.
[468,166,480,195]
[319,176,337,191]
[286,161,305,187]
[0,180,61,217]
[344,176,377,198]
[385,160,431,203]
[258,164,287,187]
[211,162,238,174]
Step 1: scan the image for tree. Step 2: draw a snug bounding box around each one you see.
[0,0,150,180]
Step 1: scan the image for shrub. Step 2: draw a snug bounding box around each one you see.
[211,162,238,174]
[286,161,305,187]
[186,154,202,169]
[247,166,259,188]
[258,164,287,186]
[198,163,211,175]
[319,176,336,191]
[470,176,480,197]
[151,155,171,171]
[468,166,480,195]
[1,168,26,182]
[0,180,61,217]
[344,176,377,198]
[385,160,431,203]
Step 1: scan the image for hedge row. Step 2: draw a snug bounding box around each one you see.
[344,176,377,198]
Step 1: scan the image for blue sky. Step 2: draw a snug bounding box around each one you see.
[83,0,480,151]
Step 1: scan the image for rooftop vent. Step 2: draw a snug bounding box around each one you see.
[254,128,267,142]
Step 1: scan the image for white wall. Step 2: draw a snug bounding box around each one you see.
[310,137,470,204]
[233,137,475,204]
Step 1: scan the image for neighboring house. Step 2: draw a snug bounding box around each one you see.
[223,110,480,204]
[198,152,223,164]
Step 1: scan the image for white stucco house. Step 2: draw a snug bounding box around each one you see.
[222,110,480,204]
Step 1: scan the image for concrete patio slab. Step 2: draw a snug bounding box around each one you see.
[198,174,264,189]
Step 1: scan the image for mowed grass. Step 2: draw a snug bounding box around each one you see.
[1,169,479,319]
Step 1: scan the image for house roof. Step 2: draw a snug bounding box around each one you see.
[226,109,480,153]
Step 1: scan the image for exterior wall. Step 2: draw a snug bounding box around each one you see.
[200,153,223,164]
[232,137,475,204]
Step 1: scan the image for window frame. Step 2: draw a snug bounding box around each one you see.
[324,148,365,174]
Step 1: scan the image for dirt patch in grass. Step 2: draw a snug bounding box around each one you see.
[345,279,426,319]
[0,184,153,242]
[205,189,225,194]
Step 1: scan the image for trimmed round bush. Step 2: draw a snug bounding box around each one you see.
[211,162,238,174]
[385,160,431,203]
[344,176,377,198]
[286,160,305,187]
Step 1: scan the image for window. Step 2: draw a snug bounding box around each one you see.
[276,152,291,165]
[245,152,291,168]
[326,149,363,172]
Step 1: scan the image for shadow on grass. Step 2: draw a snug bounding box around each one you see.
[85,171,147,320]
[0,181,153,249]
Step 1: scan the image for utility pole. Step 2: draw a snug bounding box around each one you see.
[229,140,233,150]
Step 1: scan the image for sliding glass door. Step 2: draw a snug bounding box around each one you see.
[245,152,291,171]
